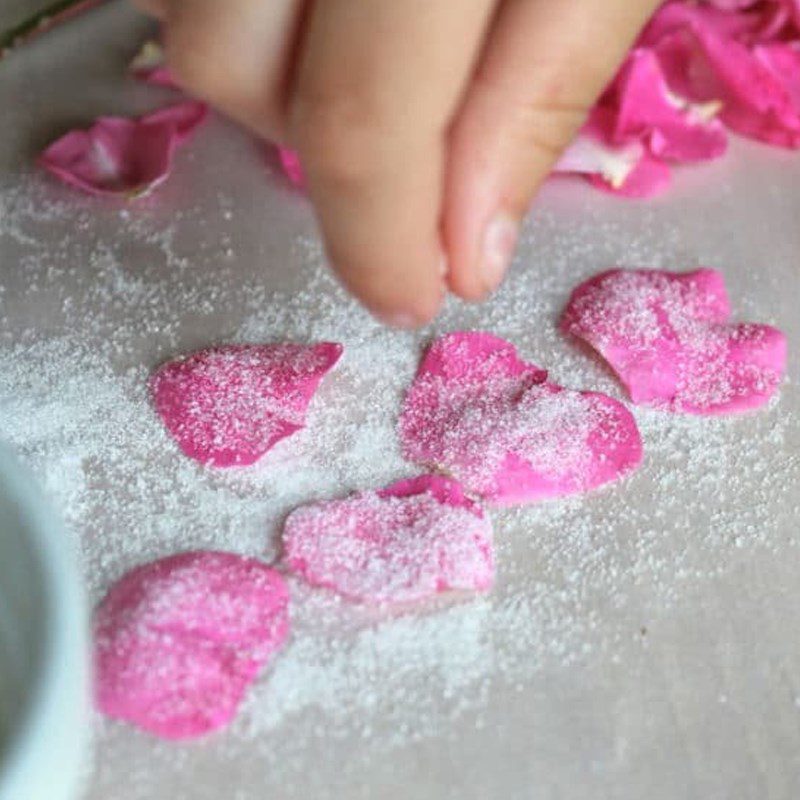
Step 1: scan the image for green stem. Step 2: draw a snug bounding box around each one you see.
[0,0,110,59]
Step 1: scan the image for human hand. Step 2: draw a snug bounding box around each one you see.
[133,0,661,326]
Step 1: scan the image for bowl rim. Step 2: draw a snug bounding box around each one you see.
[0,445,89,799]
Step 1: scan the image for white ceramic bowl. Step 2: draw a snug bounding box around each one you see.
[0,445,89,800]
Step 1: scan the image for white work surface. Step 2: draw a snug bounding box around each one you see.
[1,4,799,799]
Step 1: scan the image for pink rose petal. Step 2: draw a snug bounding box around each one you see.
[129,40,181,89]
[611,48,728,162]
[555,108,672,197]
[277,147,305,187]
[38,101,207,197]
[643,2,800,147]
[283,475,494,604]
[150,342,343,467]
[399,332,643,506]
[560,268,787,415]
[94,551,289,739]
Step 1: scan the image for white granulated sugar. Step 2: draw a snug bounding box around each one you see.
[0,171,797,800]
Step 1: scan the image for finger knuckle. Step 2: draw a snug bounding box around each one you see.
[291,88,395,187]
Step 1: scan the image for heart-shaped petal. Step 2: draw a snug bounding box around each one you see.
[399,332,642,506]
[560,268,787,414]
[283,475,494,604]
[38,101,207,198]
[151,342,343,467]
[94,551,289,739]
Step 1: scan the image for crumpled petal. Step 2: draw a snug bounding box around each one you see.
[38,101,207,197]
[611,48,728,162]
[283,475,494,604]
[642,2,800,147]
[94,551,289,739]
[150,342,343,467]
[560,268,787,415]
[399,332,643,506]
[554,108,673,197]
[129,39,181,89]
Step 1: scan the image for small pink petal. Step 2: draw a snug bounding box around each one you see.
[283,475,494,604]
[151,342,342,467]
[277,147,305,187]
[560,268,787,415]
[38,101,207,197]
[555,108,672,198]
[129,39,181,89]
[612,48,728,162]
[94,551,289,739]
[399,332,643,506]
[586,151,673,198]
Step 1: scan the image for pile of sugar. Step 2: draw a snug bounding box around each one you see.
[0,175,797,797]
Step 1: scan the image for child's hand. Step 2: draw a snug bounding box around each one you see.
[134,0,660,326]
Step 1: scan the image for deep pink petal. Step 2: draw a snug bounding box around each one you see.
[560,268,787,414]
[150,342,343,467]
[94,551,289,739]
[277,147,305,187]
[38,101,207,197]
[399,332,643,506]
[612,48,728,162]
[643,2,800,147]
[283,475,494,603]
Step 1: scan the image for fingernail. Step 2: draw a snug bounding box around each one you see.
[481,212,518,293]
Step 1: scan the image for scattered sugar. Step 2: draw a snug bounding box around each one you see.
[0,174,797,798]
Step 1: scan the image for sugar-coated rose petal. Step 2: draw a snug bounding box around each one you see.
[38,101,207,197]
[612,48,728,162]
[151,342,342,467]
[399,332,643,506]
[129,40,181,89]
[94,551,289,739]
[283,475,494,603]
[277,147,305,187]
[560,268,787,415]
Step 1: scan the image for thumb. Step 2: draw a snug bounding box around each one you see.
[443,0,661,300]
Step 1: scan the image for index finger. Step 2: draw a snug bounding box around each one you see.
[289,0,495,326]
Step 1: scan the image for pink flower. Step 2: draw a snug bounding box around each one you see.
[38,101,207,197]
